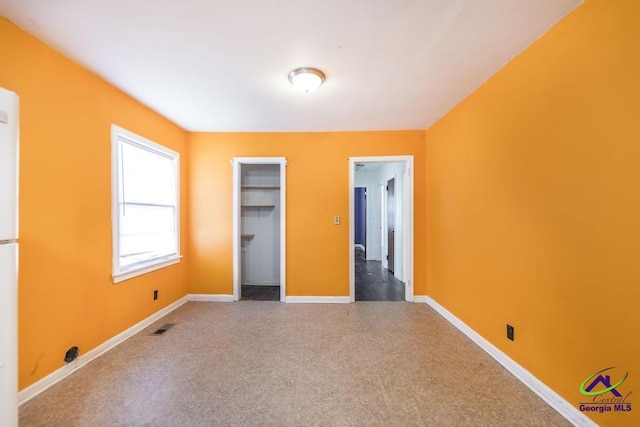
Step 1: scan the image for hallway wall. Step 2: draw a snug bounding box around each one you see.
[378,162,406,280]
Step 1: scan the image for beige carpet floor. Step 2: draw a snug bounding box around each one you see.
[19,301,570,426]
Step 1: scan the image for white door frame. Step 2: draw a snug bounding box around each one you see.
[349,156,414,302]
[232,157,287,302]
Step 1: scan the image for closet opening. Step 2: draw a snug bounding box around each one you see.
[232,158,286,302]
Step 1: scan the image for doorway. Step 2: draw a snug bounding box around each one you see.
[387,178,395,274]
[354,187,366,256]
[232,157,286,302]
[349,156,414,302]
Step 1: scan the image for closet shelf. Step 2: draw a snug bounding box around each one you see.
[241,185,280,190]
[241,234,255,239]
[241,204,275,208]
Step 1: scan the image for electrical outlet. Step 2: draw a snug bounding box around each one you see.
[334,216,341,225]
[153,290,158,300]
[507,324,514,341]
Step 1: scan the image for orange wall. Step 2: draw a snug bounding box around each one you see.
[425,0,639,425]
[188,132,426,297]
[0,19,189,390]
[7,1,635,423]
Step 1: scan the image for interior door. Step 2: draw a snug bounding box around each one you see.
[387,178,395,273]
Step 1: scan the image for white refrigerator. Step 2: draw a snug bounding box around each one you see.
[0,87,19,427]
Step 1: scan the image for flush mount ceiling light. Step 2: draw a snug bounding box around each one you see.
[288,67,326,93]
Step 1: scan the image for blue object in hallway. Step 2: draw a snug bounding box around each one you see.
[355,187,366,246]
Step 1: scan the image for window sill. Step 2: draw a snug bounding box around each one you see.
[112,255,182,284]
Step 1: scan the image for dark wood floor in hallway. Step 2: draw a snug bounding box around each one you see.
[241,285,280,301]
[240,248,404,302]
[355,247,405,301]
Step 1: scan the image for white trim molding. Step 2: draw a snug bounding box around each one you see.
[188,294,234,302]
[232,157,287,302]
[112,256,181,284]
[349,156,414,303]
[285,296,350,304]
[110,125,181,283]
[424,297,597,427]
[413,295,428,303]
[18,296,188,406]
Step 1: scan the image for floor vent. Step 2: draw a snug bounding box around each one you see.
[152,323,176,335]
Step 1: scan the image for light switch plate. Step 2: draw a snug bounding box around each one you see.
[334,216,341,225]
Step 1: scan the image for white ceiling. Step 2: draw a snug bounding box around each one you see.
[355,162,388,173]
[1,0,582,132]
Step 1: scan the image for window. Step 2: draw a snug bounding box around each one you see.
[111,125,180,283]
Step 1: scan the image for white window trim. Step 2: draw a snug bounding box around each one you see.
[111,124,181,283]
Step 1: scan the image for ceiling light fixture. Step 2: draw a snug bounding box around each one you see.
[288,67,326,93]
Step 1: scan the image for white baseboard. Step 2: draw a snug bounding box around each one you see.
[285,296,350,304]
[413,295,427,303]
[188,294,234,302]
[424,297,596,427]
[18,296,188,406]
